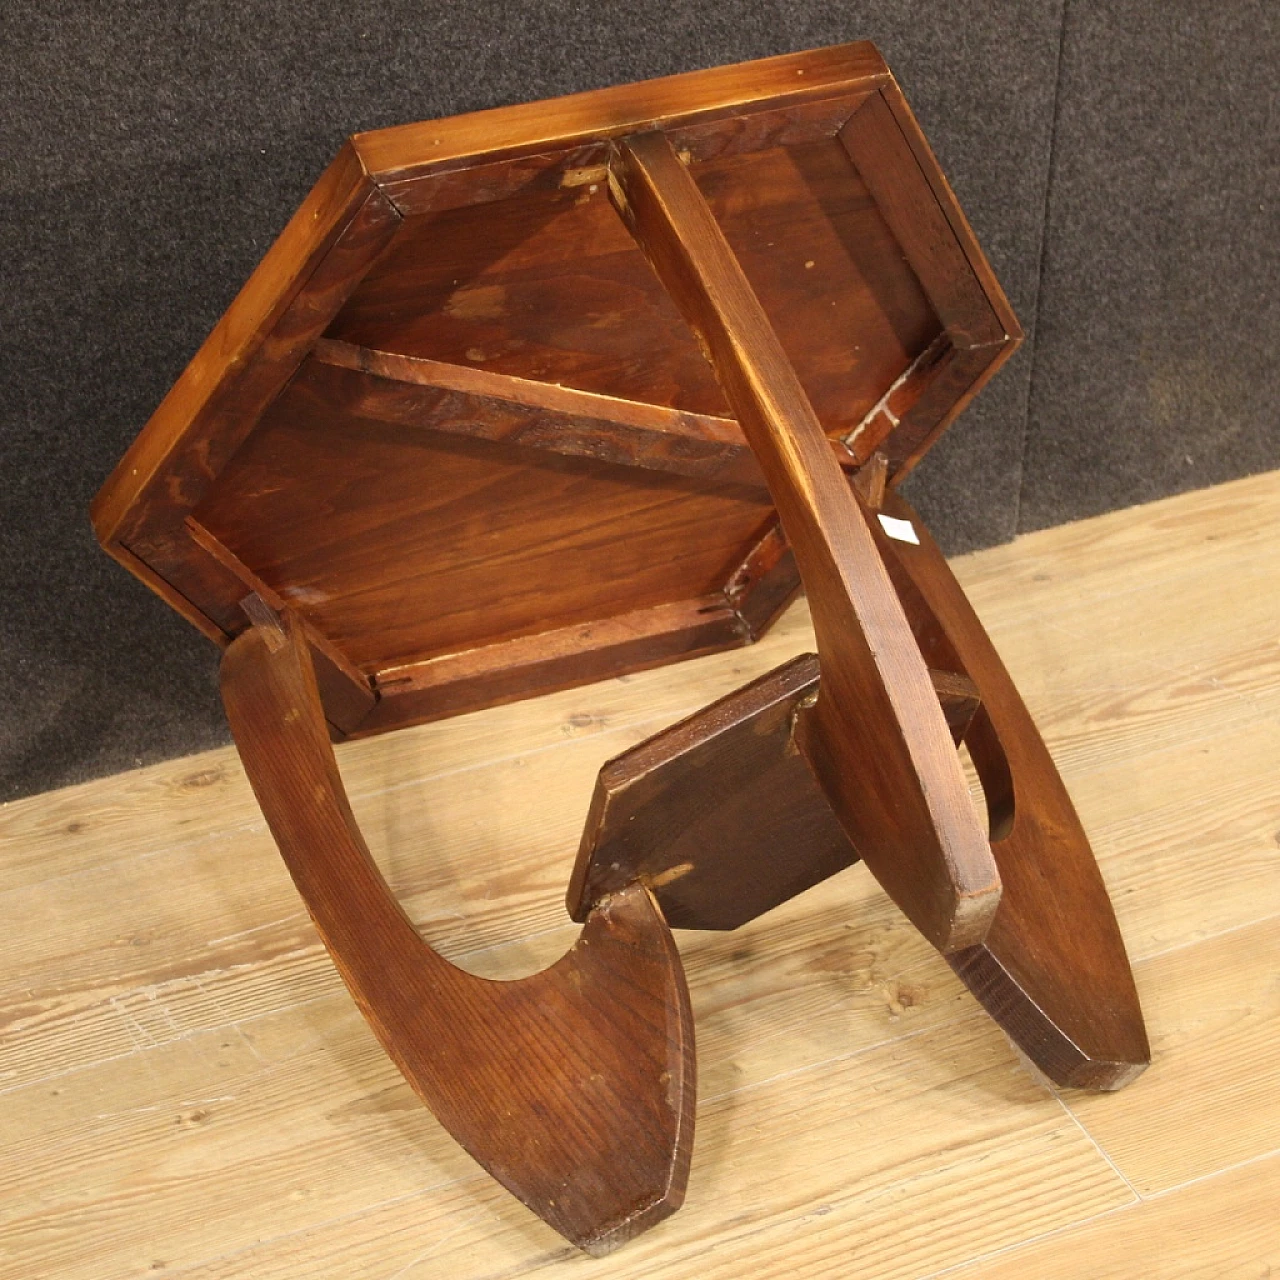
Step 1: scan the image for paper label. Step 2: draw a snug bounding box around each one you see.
[877,514,920,545]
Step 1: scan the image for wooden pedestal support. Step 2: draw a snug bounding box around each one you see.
[221,615,694,1255]
[97,44,1148,1261]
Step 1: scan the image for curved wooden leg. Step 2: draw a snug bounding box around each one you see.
[609,130,999,954]
[869,492,1150,1089]
[568,495,1148,1090]
[220,617,695,1254]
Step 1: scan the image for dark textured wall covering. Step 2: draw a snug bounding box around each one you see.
[1,1,1275,801]
[1020,1,1280,529]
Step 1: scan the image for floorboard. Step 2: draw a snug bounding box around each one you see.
[2,470,1278,1278]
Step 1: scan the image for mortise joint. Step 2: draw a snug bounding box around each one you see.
[561,164,609,189]
[240,593,287,652]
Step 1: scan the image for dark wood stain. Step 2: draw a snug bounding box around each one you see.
[86,44,1127,1257]
[569,657,988,933]
[569,490,1149,1088]
[92,51,1018,731]
[610,129,999,954]
[875,492,1150,1089]
[221,618,695,1252]
[193,376,776,673]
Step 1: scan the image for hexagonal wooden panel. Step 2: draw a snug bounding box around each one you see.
[92,43,1019,737]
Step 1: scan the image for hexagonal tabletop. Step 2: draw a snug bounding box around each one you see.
[92,43,1019,738]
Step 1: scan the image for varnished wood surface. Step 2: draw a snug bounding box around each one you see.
[6,470,1280,1277]
[568,653,856,931]
[308,339,762,486]
[349,44,889,197]
[610,130,997,953]
[566,658,982,931]
[328,136,939,441]
[873,494,1149,1088]
[194,377,776,673]
[837,92,1018,476]
[91,142,404,641]
[219,617,694,1253]
[568,492,1147,1089]
[92,45,1018,733]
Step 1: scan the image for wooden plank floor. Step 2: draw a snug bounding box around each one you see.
[3,470,1279,1279]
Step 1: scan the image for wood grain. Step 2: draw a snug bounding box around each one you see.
[568,654,853,930]
[355,597,749,737]
[838,93,1005,347]
[92,45,1018,718]
[309,338,762,486]
[17,472,1278,893]
[1061,916,1280,1191]
[194,379,776,674]
[5,470,1280,1279]
[177,533,377,736]
[609,129,997,953]
[838,88,1021,480]
[324,134,941,443]
[565,484,1148,1089]
[567,657,983,931]
[218,618,695,1254]
[873,490,1150,1088]
[350,44,890,192]
[943,1153,1280,1280]
[92,143,403,640]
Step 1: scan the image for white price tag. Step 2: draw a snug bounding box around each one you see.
[877,514,920,545]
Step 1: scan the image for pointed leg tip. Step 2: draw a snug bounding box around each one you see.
[572,1184,687,1257]
[1010,1035,1150,1093]
[1069,1055,1151,1093]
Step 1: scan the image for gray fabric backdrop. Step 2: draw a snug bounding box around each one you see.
[2,0,1276,801]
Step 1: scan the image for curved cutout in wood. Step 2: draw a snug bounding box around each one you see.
[220,618,695,1254]
[870,493,1150,1089]
[861,499,1017,844]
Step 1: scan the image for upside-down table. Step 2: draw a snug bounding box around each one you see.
[93,43,1149,1257]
